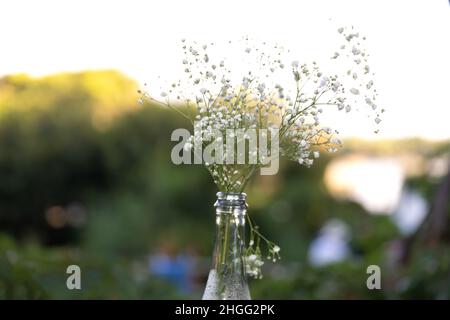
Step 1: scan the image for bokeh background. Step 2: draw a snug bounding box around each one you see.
[0,0,449,299]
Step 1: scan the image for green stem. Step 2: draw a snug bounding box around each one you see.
[220,217,230,268]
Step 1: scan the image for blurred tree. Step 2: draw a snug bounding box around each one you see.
[0,70,449,299]
[0,71,142,244]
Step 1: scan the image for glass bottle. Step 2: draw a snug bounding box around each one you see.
[202,192,251,300]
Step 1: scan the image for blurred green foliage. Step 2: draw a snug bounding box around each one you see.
[0,71,449,299]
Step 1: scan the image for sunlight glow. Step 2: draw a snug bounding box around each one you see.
[1,0,449,139]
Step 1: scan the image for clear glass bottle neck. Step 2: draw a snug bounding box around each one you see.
[214,192,247,227]
[202,192,251,300]
[212,192,247,272]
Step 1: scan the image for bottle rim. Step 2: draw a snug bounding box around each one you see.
[216,192,247,201]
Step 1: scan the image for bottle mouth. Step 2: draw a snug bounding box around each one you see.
[215,192,247,210]
[216,192,247,201]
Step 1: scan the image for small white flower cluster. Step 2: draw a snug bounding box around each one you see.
[245,253,265,279]
[245,234,281,279]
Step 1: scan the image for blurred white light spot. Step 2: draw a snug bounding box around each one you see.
[309,219,351,267]
[392,189,428,235]
[324,155,404,214]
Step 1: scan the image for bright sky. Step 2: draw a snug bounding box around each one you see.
[1,0,449,140]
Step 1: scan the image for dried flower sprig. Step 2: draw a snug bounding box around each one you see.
[140,27,381,277]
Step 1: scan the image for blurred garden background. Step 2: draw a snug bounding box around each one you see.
[0,0,449,299]
[0,70,449,299]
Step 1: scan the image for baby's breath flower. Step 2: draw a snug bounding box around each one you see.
[245,253,264,279]
[350,88,360,95]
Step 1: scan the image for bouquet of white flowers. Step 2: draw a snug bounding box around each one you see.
[140,27,382,279]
